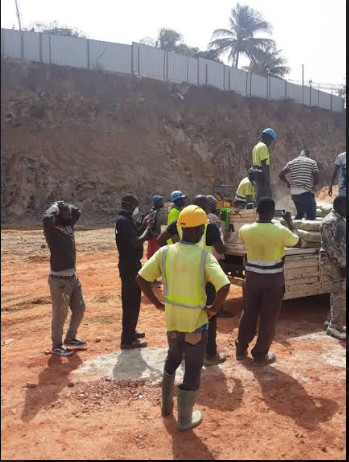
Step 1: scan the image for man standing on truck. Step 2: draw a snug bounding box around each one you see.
[328,151,346,197]
[319,195,346,340]
[252,128,276,200]
[43,201,87,357]
[234,168,256,209]
[235,197,302,366]
[137,205,230,431]
[157,195,232,365]
[278,149,319,220]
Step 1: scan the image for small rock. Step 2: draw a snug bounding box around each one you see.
[95,338,102,343]
[67,381,75,388]
[104,376,112,382]
[4,338,15,346]
[11,408,17,415]
[321,447,327,453]
[138,394,143,399]
[41,244,46,248]
[26,382,38,389]
[44,349,51,355]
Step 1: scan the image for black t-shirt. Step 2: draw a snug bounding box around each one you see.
[166,220,221,247]
[115,211,143,263]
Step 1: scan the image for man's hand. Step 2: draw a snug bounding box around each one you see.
[282,210,293,223]
[144,212,155,229]
[328,186,333,197]
[339,267,346,279]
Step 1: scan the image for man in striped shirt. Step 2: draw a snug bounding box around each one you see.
[279,150,319,220]
[235,198,301,366]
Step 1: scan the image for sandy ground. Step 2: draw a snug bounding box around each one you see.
[1,220,346,460]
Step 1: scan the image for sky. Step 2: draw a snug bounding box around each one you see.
[1,0,346,86]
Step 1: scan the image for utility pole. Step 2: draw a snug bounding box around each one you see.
[301,64,304,104]
[14,0,22,31]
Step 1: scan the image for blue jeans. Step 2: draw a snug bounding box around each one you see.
[291,191,316,220]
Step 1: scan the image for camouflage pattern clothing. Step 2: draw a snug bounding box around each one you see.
[319,210,346,329]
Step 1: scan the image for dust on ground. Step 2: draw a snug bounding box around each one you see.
[1,228,346,460]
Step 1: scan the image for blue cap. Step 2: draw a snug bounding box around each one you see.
[170,190,187,202]
[152,195,163,204]
[262,128,276,140]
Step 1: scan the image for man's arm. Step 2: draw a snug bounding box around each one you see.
[279,166,291,188]
[70,204,81,226]
[312,171,320,187]
[206,284,230,318]
[43,202,61,231]
[282,211,302,247]
[328,165,340,196]
[156,220,179,247]
[136,275,165,310]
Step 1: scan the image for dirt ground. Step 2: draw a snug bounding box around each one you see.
[1,221,346,461]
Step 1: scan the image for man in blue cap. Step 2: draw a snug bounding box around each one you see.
[167,191,187,244]
[252,128,276,200]
[147,195,164,260]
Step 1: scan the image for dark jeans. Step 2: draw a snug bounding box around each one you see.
[164,330,208,391]
[206,282,218,356]
[119,260,142,345]
[237,272,284,360]
[291,191,316,220]
[254,171,272,200]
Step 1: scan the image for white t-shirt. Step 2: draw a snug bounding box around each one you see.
[335,152,346,190]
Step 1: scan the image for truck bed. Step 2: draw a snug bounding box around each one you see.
[224,244,330,300]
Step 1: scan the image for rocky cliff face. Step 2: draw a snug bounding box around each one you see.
[1,58,346,226]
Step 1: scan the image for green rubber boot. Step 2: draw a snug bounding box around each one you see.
[177,388,202,431]
[161,371,175,416]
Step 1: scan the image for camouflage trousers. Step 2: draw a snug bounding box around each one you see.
[321,259,346,329]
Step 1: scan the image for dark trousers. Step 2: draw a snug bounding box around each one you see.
[206,282,218,356]
[164,330,208,391]
[254,171,272,200]
[237,273,284,360]
[119,260,142,344]
[291,191,316,220]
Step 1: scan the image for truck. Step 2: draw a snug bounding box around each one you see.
[221,208,330,300]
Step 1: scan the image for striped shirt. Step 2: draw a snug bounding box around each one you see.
[286,155,319,193]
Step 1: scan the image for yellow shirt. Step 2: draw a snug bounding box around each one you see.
[138,243,230,332]
[252,142,270,166]
[167,207,181,244]
[235,177,256,201]
[239,222,299,274]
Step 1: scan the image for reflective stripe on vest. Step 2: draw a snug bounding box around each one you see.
[245,256,285,274]
[161,245,210,309]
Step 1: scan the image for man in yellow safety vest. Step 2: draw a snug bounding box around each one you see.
[136,205,230,431]
[167,190,187,244]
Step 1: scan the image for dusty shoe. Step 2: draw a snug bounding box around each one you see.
[253,352,276,366]
[204,352,226,367]
[120,340,148,349]
[64,338,87,349]
[326,326,346,340]
[52,345,73,357]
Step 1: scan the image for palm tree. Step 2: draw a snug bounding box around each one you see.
[243,46,290,78]
[157,29,182,51]
[209,3,274,68]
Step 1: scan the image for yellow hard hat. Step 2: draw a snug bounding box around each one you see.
[178,205,208,228]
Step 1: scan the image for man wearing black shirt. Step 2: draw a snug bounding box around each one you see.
[115,194,154,349]
[157,195,230,366]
